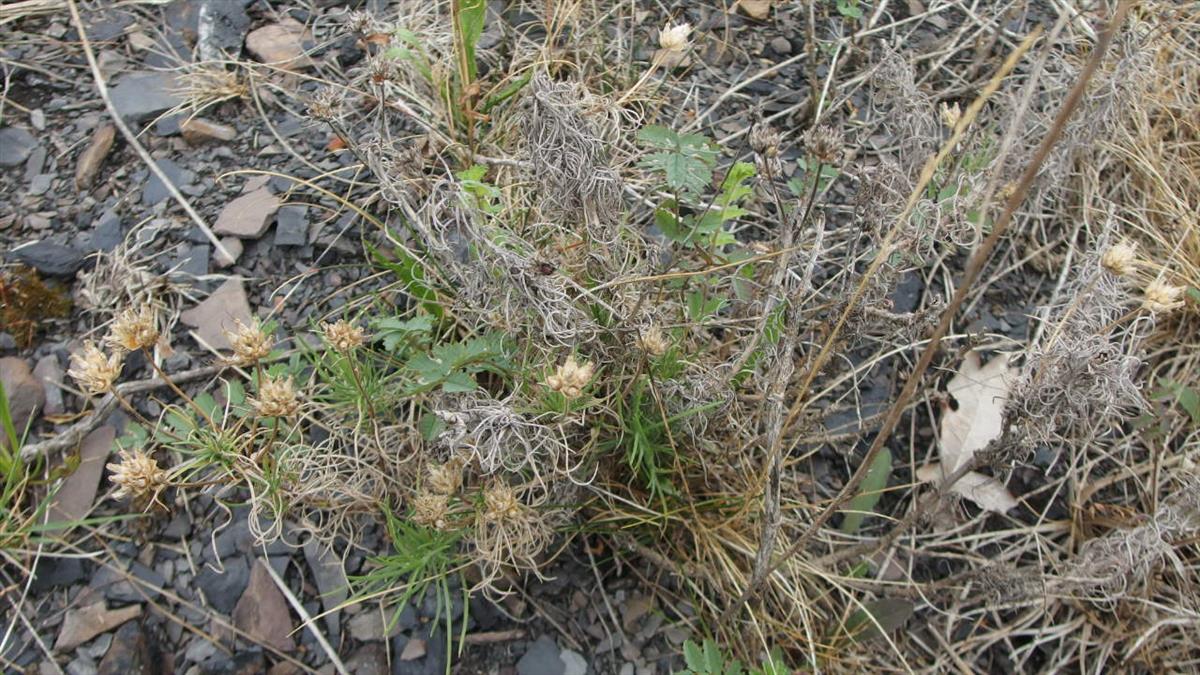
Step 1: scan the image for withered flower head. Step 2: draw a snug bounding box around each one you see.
[108,305,160,352]
[804,125,843,165]
[367,56,395,84]
[106,447,169,506]
[412,491,450,530]
[749,119,781,158]
[1142,278,1185,314]
[345,10,376,34]
[636,326,670,357]
[250,375,300,418]
[482,482,523,522]
[940,101,962,130]
[225,318,273,365]
[427,458,464,495]
[1101,241,1138,277]
[68,341,123,396]
[545,355,595,399]
[321,319,366,353]
[658,22,692,53]
[307,86,345,122]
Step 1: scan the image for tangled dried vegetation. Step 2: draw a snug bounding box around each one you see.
[27,0,1200,671]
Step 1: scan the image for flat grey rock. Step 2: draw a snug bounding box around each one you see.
[517,636,566,675]
[273,205,308,246]
[195,555,250,614]
[109,71,183,124]
[91,210,124,252]
[11,240,86,277]
[142,158,192,205]
[303,540,349,638]
[0,127,37,167]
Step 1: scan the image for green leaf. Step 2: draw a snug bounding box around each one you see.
[369,242,443,319]
[1177,386,1200,424]
[418,413,446,441]
[844,598,914,643]
[225,379,246,407]
[641,152,714,194]
[481,70,532,113]
[839,449,892,534]
[836,0,864,19]
[116,423,148,452]
[193,393,218,423]
[637,126,718,194]
[441,371,477,393]
[703,640,725,673]
[455,0,486,82]
[683,640,706,672]
[717,162,756,207]
[386,28,433,81]
[1187,287,1200,304]
[687,290,725,322]
[376,314,435,353]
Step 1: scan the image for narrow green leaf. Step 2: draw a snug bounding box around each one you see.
[839,449,892,534]
[455,0,486,82]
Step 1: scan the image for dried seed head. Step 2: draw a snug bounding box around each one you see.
[345,10,376,34]
[545,355,595,399]
[250,375,300,418]
[321,319,366,353]
[636,326,670,357]
[107,305,160,352]
[749,118,781,158]
[658,22,692,53]
[1142,278,1185,314]
[106,447,169,506]
[225,318,272,365]
[1100,241,1138,277]
[412,491,450,530]
[366,56,395,84]
[940,101,962,130]
[427,458,464,495]
[307,87,344,122]
[68,341,123,396]
[804,125,843,165]
[483,482,523,522]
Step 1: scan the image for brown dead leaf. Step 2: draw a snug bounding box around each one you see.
[736,0,773,20]
[915,463,1018,514]
[914,351,1019,514]
[941,351,1017,471]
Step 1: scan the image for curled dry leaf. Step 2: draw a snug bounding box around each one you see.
[735,0,773,20]
[916,351,1019,514]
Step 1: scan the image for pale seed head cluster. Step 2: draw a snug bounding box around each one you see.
[658,22,692,53]
[321,319,366,353]
[68,341,123,396]
[106,447,169,507]
[225,318,273,365]
[250,375,300,418]
[636,326,670,357]
[940,101,962,130]
[412,491,451,530]
[545,356,594,399]
[107,305,160,352]
[1142,278,1185,314]
[427,458,464,495]
[1100,241,1138,277]
[482,482,523,522]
